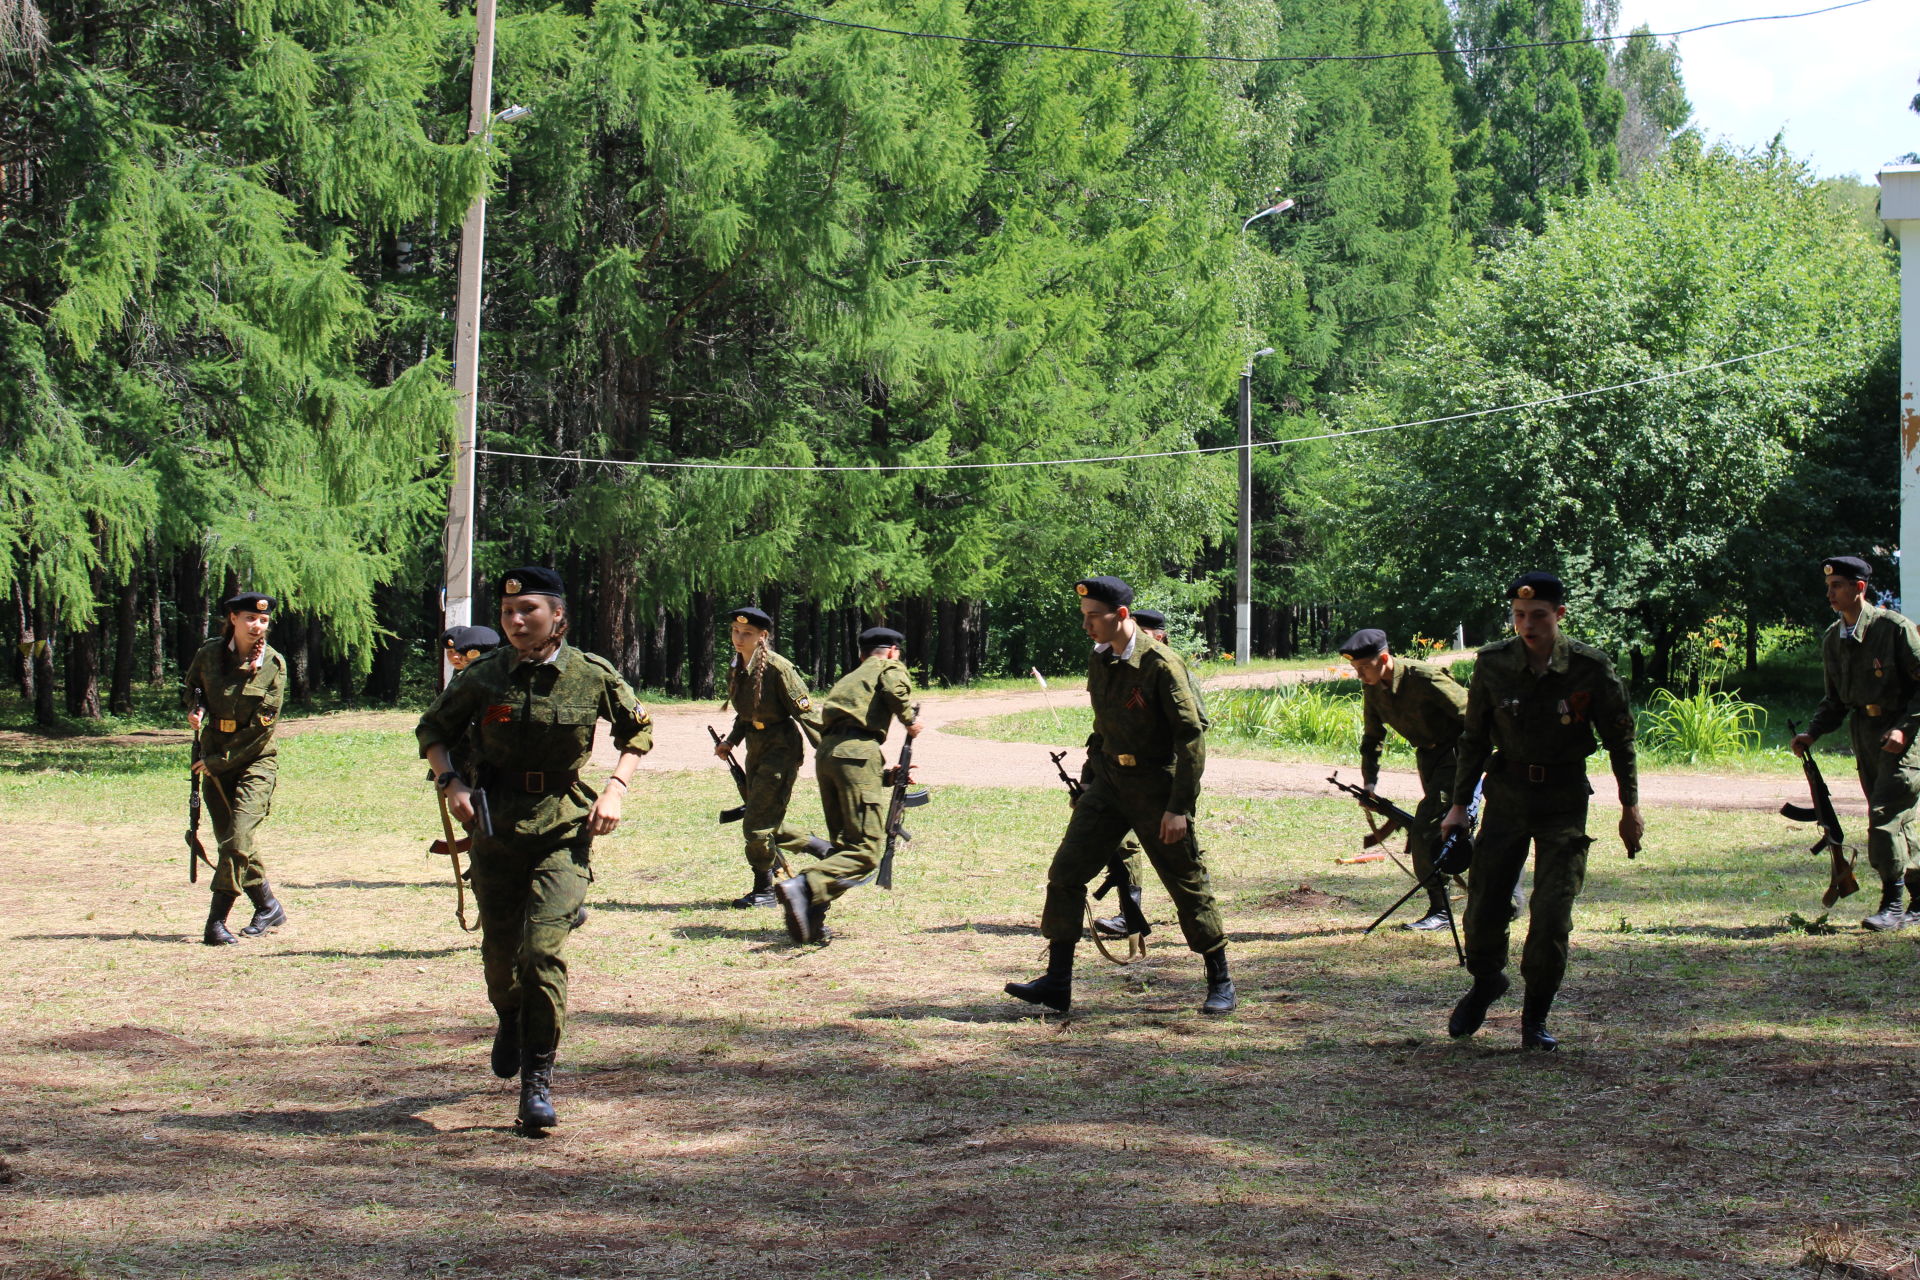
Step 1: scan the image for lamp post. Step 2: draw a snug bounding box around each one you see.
[1236,347,1276,666]
[442,0,529,684]
[1880,163,1920,608]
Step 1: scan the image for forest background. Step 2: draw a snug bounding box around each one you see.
[0,0,1907,719]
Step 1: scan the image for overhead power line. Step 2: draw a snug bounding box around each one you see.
[698,0,1878,64]
[473,341,1810,475]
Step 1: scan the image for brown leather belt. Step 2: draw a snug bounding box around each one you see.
[1108,752,1170,768]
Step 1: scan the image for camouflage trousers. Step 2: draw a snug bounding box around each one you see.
[740,725,823,874]
[1041,769,1224,954]
[206,755,276,895]
[1461,775,1590,1000]
[1848,719,1920,882]
[469,833,592,1055]
[805,735,886,905]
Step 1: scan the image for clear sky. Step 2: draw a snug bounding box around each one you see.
[1611,0,1920,180]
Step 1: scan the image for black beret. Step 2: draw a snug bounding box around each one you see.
[1506,571,1565,605]
[1131,607,1167,630]
[499,566,565,599]
[860,626,905,649]
[221,592,274,615]
[1075,576,1134,609]
[1337,628,1388,658]
[727,606,773,630]
[1822,556,1872,583]
[440,625,501,655]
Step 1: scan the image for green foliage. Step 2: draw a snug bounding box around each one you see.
[1208,683,1362,752]
[1638,688,1767,764]
[1339,145,1898,671]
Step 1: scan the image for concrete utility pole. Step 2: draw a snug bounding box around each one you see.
[1236,347,1276,665]
[443,0,499,684]
[1879,163,1920,608]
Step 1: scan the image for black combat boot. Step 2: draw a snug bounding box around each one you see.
[569,906,589,931]
[1005,939,1075,1013]
[1906,869,1920,919]
[1201,948,1237,1015]
[731,867,777,909]
[517,1048,558,1131]
[203,891,241,947]
[490,1010,521,1080]
[1093,883,1147,939]
[806,836,833,858]
[1404,883,1453,932]
[1520,989,1558,1050]
[777,875,815,943]
[1862,879,1910,932]
[238,881,286,937]
[1447,971,1510,1039]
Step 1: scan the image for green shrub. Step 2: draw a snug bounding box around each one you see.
[1638,687,1767,763]
[1209,684,1362,752]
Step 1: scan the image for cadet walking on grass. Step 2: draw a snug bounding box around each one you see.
[1339,628,1467,933]
[1006,576,1233,1016]
[1791,555,1920,932]
[714,607,831,909]
[184,592,289,947]
[416,568,653,1132]
[1442,572,1641,1051]
[779,626,920,944]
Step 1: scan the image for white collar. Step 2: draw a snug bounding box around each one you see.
[1093,630,1139,661]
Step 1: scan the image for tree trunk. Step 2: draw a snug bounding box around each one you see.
[688,590,716,700]
[111,574,137,714]
[282,613,311,705]
[1744,607,1758,676]
[664,607,687,696]
[174,547,207,672]
[14,588,32,701]
[935,600,957,686]
[31,597,56,725]
[67,619,102,719]
[148,562,165,685]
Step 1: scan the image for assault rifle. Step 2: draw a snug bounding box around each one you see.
[709,726,750,824]
[1781,721,1859,906]
[1326,771,1419,848]
[184,695,215,883]
[876,704,931,890]
[1049,749,1151,942]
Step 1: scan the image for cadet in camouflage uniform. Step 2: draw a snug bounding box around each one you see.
[777,626,920,944]
[441,623,501,675]
[1006,577,1232,1016]
[1339,627,1468,932]
[714,606,831,909]
[1790,555,1920,931]
[1091,606,1201,942]
[417,567,653,1131]
[1442,571,1641,1051]
[184,592,289,947]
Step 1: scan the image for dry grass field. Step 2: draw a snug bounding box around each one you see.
[2,716,1917,1279]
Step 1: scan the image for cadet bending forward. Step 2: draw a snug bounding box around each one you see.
[1339,627,1467,932]
[184,592,289,947]
[779,626,920,944]
[1442,572,1641,1051]
[416,568,654,1131]
[715,607,831,908]
[1791,555,1920,931]
[1006,576,1234,1016]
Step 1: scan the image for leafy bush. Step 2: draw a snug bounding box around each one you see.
[1209,685,1362,752]
[1638,687,1767,763]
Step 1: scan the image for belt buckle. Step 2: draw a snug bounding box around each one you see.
[1867,704,1883,717]
[753,720,765,730]
[1116,753,1137,767]
[1526,764,1547,783]
[526,771,545,793]
[218,718,237,733]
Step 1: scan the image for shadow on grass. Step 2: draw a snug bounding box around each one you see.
[272,946,471,961]
[16,930,200,945]
[162,1093,472,1137]
[591,898,725,914]
[283,879,444,890]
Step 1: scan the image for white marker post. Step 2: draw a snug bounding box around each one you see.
[1878,163,1920,609]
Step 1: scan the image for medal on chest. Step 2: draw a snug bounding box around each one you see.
[482,704,513,726]
[1873,657,1885,679]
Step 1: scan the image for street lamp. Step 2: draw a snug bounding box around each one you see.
[1237,347,1276,666]
[443,0,531,685]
